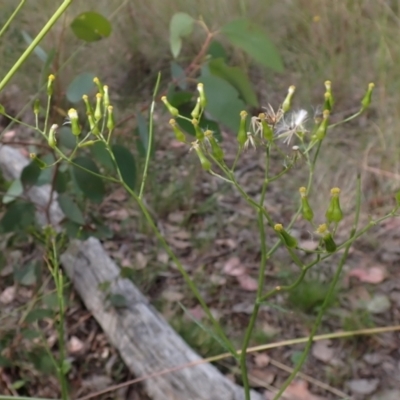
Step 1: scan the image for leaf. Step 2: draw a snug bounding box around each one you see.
[208,40,228,60]
[58,193,85,225]
[71,156,105,203]
[109,293,127,308]
[223,256,246,276]
[348,266,387,284]
[14,262,39,286]
[166,86,193,108]
[66,72,96,103]
[208,58,258,107]
[90,141,115,170]
[112,144,136,190]
[70,12,112,42]
[54,171,68,193]
[169,12,194,58]
[200,66,245,132]
[21,30,47,62]
[221,18,284,71]
[36,154,56,186]
[21,161,41,188]
[3,179,23,204]
[135,112,152,158]
[25,308,54,323]
[236,274,258,291]
[347,379,380,395]
[366,294,391,314]
[1,200,36,233]
[58,126,76,149]
[171,62,187,89]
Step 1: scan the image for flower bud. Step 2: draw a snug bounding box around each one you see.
[191,97,201,119]
[67,108,81,136]
[161,96,179,117]
[205,130,224,161]
[47,74,55,96]
[33,99,40,115]
[282,85,295,113]
[274,224,298,248]
[48,124,58,148]
[94,93,103,122]
[82,95,94,117]
[169,119,186,142]
[395,190,400,208]
[30,153,47,169]
[361,82,375,110]
[93,77,104,95]
[316,224,337,252]
[237,110,248,147]
[324,80,334,110]
[78,140,98,148]
[192,141,211,171]
[315,109,330,141]
[299,187,314,221]
[107,106,115,130]
[87,113,100,136]
[258,113,274,141]
[325,187,343,223]
[197,83,207,108]
[192,119,204,140]
[103,85,110,108]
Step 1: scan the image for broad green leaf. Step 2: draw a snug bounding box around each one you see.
[21,161,41,188]
[63,220,89,240]
[90,141,115,170]
[208,40,228,60]
[221,18,284,71]
[70,12,112,42]
[71,156,105,203]
[66,72,96,103]
[112,144,136,190]
[54,171,68,193]
[208,58,258,107]
[25,308,54,323]
[200,66,245,132]
[29,348,55,374]
[169,12,194,58]
[36,154,55,186]
[3,179,23,204]
[58,193,85,225]
[1,201,36,232]
[21,30,47,62]
[170,61,187,89]
[58,126,76,149]
[21,329,41,340]
[166,86,193,107]
[135,112,155,158]
[14,262,39,286]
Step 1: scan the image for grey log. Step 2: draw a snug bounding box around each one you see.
[0,145,264,400]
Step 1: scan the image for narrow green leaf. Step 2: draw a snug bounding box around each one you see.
[112,144,136,190]
[66,72,96,103]
[3,179,23,204]
[71,156,105,203]
[58,193,85,225]
[21,30,47,62]
[169,12,194,58]
[70,12,112,42]
[221,18,284,71]
[208,58,258,107]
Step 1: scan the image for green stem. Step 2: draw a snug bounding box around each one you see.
[0,0,26,39]
[139,72,161,199]
[0,0,73,93]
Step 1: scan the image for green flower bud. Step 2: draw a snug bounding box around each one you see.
[237,110,248,147]
[47,74,55,96]
[274,223,298,248]
[107,105,115,130]
[324,80,334,110]
[94,93,103,122]
[258,113,274,141]
[78,140,98,148]
[323,92,332,112]
[82,95,94,117]
[67,108,81,136]
[395,190,400,207]
[325,187,343,223]
[93,77,104,95]
[282,85,295,113]
[33,99,40,115]
[299,187,314,221]
[192,119,204,140]
[191,97,201,119]
[48,124,58,148]
[161,96,179,117]
[30,153,47,169]
[361,82,375,110]
[205,130,224,161]
[169,119,186,142]
[197,83,207,108]
[315,109,330,141]
[316,224,337,252]
[87,113,100,136]
[192,141,211,171]
[103,85,110,108]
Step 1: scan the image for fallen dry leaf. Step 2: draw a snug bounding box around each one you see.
[68,335,85,354]
[236,274,258,291]
[185,305,205,321]
[162,289,184,302]
[223,256,246,276]
[312,340,334,363]
[0,286,16,304]
[249,368,275,387]
[348,265,387,284]
[254,353,270,368]
[346,378,379,395]
[135,252,148,269]
[281,379,325,400]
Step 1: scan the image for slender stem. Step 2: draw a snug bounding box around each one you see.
[0,0,73,93]
[139,72,161,199]
[0,0,26,39]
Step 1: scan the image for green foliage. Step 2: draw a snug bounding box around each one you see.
[70,11,112,42]
[169,12,194,58]
[112,144,137,190]
[66,71,96,103]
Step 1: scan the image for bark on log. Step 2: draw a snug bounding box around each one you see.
[0,145,264,400]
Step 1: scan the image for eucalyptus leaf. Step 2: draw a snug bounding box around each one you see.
[169,12,194,58]
[66,72,96,103]
[70,12,112,42]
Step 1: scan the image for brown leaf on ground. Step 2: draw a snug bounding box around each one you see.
[249,367,275,387]
[0,286,16,304]
[223,256,246,276]
[346,378,379,395]
[265,380,325,400]
[348,265,387,284]
[254,353,270,368]
[236,274,258,291]
[312,340,334,363]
